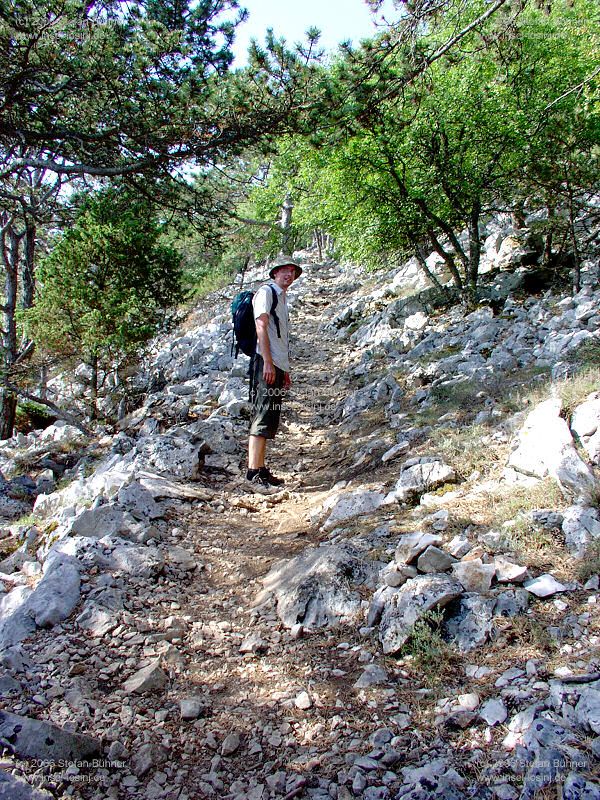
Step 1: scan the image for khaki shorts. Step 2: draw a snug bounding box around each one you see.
[249,354,286,439]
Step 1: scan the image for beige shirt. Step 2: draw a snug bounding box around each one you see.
[253,281,290,372]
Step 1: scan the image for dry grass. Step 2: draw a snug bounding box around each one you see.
[435,424,510,481]
[577,539,600,583]
[555,367,600,417]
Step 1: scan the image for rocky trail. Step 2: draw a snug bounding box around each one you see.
[1,231,600,800]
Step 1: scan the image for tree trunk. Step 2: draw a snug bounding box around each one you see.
[314,229,323,261]
[89,354,99,420]
[0,392,17,440]
[512,204,526,230]
[543,201,555,266]
[568,184,581,294]
[22,222,36,310]
[0,221,21,439]
[466,203,482,306]
[280,194,293,255]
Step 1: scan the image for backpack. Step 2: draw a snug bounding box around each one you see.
[231,284,281,358]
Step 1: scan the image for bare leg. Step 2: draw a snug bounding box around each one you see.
[248,435,267,470]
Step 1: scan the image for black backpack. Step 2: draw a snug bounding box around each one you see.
[231,285,281,358]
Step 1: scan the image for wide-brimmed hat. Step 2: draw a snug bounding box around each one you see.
[268,256,303,280]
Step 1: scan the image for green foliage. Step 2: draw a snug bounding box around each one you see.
[15,400,56,432]
[240,0,598,298]
[24,189,184,371]
[400,610,456,683]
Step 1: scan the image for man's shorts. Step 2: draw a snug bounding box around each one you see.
[249,354,286,439]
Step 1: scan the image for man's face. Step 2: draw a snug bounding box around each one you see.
[273,265,297,289]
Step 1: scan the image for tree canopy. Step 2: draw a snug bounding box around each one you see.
[1,0,598,435]
[234,0,599,304]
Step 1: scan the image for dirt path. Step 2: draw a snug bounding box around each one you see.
[165,266,397,797]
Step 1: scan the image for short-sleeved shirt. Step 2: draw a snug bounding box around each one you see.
[253,281,290,372]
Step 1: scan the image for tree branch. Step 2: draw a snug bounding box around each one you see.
[3,381,92,436]
[544,66,600,112]
[425,0,511,69]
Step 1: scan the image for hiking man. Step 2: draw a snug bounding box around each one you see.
[246,256,302,489]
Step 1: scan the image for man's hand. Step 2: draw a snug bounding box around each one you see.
[263,359,276,385]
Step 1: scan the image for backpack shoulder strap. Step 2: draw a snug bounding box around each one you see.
[269,284,281,339]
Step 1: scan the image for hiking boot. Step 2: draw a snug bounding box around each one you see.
[259,466,285,487]
[245,468,276,492]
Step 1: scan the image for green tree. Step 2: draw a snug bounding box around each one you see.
[23,190,184,419]
[0,0,323,436]
[256,0,598,305]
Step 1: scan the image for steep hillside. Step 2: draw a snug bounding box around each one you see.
[0,223,599,800]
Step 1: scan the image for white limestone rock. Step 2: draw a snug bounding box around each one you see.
[354,664,388,689]
[0,709,101,761]
[117,480,162,520]
[68,503,125,538]
[389,457,456,503]
[0,771,54,799]
[295,691,313,710]
[395,532,441,566]
[180,697,205,720]
[447,535,472,559]
[123,659,168,694]
[76,604,116,637]
[494,556,528,583]
[129,434,202,480]
[444,594,496,652]
[25,557,81,628]
[378,574,463,654]
[259,543,376,630]
[416,545,457,574]
[451,559,495,593]
[39,421,88,445]
[524,573,567,598]
[404,312,429,332]
[575,688,600,734]
[0,585,35,649]
[381,441,410,463]
[480,698,508,726]
[508,398,599,503]
[108,544,164,578]
[562,506,600,557]
[321,489,386,531]
[221,732,242,756]
[165,545,198,571]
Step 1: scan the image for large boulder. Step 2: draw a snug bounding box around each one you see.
[258,543,376,629]
[0,772,54,799]
[561,505,600,557]
[321,489,386,531]
[107,544,164,578]
[0,710,101,761]
[571,392,600,465]
[378,574,463,654]
[68,502,125,538]
[444,595,496,652]
[0,586,35,649]
[117,480,162,520]
[388,457,456,503]
[128,434,202,480]
[508,398,599,503]
[25,556,81,628]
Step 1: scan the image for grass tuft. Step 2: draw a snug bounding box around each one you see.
[399,610,458,685]
[577,539,600,583]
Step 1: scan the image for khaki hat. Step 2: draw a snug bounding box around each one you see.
[268,256,303,280]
